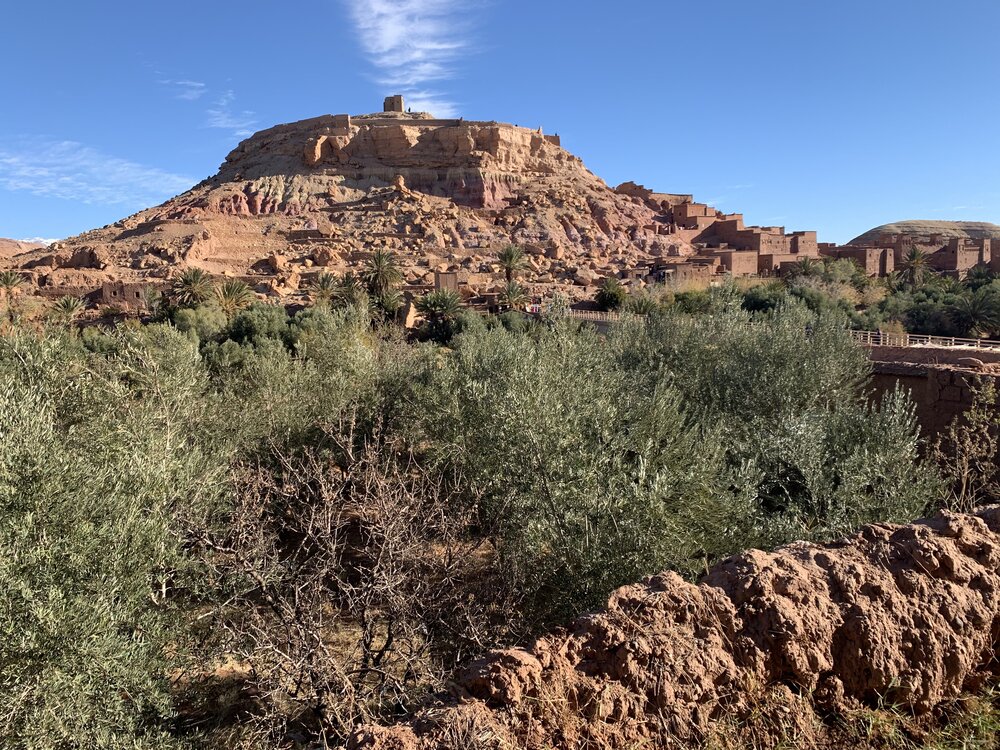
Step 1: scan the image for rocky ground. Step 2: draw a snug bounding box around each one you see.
[350,509,1000,749]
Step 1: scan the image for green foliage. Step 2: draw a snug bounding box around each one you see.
[899,246,933,288]
[595,276,627,311]
[742,281,788,313]
[0,327,216,749]
[933,380,1000,511]
[362,249,403,316]
[173,303,228,343]
[497,244,526,282]
[172,267,214,308]
[0,291,950,747]
[213,279,254,318]
[622,290,660,314]
[417,321,732,625]
[0,269,24,297]
[333,271,369,310]
[499,279,529,311]
[949,286,1000,338]
[416,289,462,343]
[49,295,85,325]
[308,270,334,304]
[225,302,290,345]
[674,287,714,314]
[612,305,940,544]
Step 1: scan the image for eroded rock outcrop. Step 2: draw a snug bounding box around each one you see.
[351,509,1000,749]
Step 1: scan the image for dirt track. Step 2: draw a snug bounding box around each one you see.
[350,509,1000,749]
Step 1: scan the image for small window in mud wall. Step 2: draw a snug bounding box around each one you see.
[135,291,141,298]
[110,290,118,297]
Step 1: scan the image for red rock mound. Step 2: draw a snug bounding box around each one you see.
[350,509,1000,749]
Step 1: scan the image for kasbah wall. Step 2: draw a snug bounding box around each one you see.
[867,346,1000,435]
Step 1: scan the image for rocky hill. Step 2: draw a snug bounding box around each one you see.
[352,508,1000,749]
[850,220,1000,246]
[2,104,704,304]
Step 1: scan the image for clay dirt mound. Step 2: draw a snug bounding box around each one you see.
[350,509,1000,749]
[849,220,1000,246]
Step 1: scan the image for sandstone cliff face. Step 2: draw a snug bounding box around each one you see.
[1,110,693,300]
[351,509,1000,749]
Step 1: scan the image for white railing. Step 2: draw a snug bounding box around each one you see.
[562,312,1000,351]
[850,330,1000,350]
[566,309,627,323]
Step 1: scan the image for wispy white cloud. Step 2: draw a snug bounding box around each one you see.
[402,90,462,117]
[160,79,208,100]
[345,0,475,117]
[206,90,257,137]
[0,138,194,208]
[19,237,61,245]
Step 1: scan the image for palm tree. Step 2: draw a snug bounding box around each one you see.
[362,249,403,301]
[0,270,23,300]
[416,289,462,341]
[881,270,904,294]
[214,279,254,318]
[334,272,368,308]
[965,264,995,292]
[141,286,164,319]
[595,277,627,311]
[311,272,339,306]
[794,256,821,278]
[951,288,1000,339]
[933,275,965,296]
[50,295,84,326]
[624,292,658,315]
[498,244,526,282]
[499,280,529,311]
[172,268,213,307]
[899,247,932,288]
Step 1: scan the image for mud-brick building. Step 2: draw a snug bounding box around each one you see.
[93,281,166,311]
[818,244,895,277]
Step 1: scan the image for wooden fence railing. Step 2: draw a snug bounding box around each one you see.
[849,330,1000,350]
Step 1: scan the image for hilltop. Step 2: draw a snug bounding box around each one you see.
[1,98,821,308]
[850,220,1000,246]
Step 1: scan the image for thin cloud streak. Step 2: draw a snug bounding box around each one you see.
[345,0,473,117]
[0,138,194,208]
[206,90,257,137]
[160,79,208,100]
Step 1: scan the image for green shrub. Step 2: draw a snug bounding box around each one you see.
[595,277,627,311]
[172,303,227,343]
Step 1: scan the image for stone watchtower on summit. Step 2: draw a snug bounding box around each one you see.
[383,95,405,113]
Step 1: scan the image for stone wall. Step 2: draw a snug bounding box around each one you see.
[869,361,999,435]
[869,345,1000,367]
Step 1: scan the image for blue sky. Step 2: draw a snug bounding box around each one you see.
[2,0,999,244]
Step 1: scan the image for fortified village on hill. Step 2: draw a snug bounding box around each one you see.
[6,95,999,317]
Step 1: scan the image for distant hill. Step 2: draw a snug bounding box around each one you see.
[0,238,45,259]
[850,220,1000,246]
